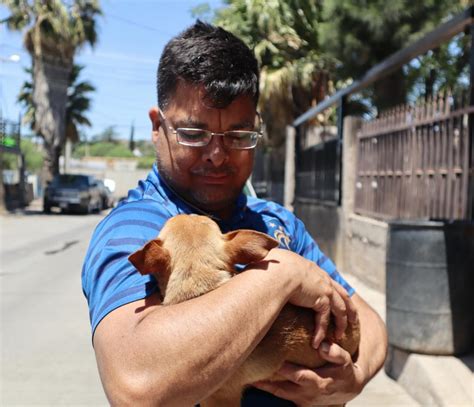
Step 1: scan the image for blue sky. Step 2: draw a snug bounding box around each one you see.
[0,0,223,140]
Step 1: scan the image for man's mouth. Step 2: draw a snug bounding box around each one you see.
[192,168,236,184]
[198,173,230,184]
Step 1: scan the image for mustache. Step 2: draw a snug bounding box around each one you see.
[191,166,237,177]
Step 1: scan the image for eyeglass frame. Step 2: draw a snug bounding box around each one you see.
[158,109,263,150]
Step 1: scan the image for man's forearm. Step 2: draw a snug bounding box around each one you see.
[351,294,388,382]
[95,266,299,406]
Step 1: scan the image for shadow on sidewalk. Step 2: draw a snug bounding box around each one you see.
[460,353,474,373]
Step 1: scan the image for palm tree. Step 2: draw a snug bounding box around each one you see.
[18,64,95,145]
[215,0,333,147]
[1,0,101,180]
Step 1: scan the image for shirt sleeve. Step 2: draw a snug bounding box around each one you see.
[81,201,167,336]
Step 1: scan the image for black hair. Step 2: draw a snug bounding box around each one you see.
[157,20,259,109]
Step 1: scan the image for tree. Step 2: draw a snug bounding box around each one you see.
[1,0,101,181]
[319,0,468,112]
[92,125,120,143]
[1,137,44,173]
[214,0,334,148]
[18,64,95,146]
[405,33,471,102]
[65,64,95,143]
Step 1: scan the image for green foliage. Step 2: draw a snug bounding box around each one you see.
[137,156,156,169]
[320,0,461,77]
[135,140,156,157]
[1,138,44,172]
[22,138,44,171]
[1,151,18,170]
[1,0,102,56]
[72,141,134,158]
[91,126,120,143]
[214,0,334,144]
[405,33,470,101]
[2,0,102,178]
[319,0,467,110]
[213,0,469,118]
[18,64,95,142]
[190,2,212,22]
[17,68,35,129]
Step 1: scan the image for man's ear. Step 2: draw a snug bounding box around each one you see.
[128,238,170,275]
[149,106,161,131]
[224,230,279,265]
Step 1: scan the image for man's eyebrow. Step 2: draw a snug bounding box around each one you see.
[174,118,255,130]
[174,118,208,129]
[228,120,254,130]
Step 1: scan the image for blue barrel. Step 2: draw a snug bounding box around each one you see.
[386,220,474,355]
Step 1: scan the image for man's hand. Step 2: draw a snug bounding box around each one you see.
[253,249,358,348]
[253,342,367,407]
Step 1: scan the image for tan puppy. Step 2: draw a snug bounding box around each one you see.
[129,214,360,407]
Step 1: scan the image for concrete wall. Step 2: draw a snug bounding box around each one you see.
[294,116,389,292]
[294,199,344,268]
[344,214,388,291]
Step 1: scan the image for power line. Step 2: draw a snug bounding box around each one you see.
[106,13,175,35]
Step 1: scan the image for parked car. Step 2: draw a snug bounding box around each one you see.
[43,174,102,214]
[96,179,115,209]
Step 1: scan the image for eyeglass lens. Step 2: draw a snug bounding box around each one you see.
[176,129,259,149]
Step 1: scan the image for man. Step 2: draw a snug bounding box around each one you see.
[82,21,387,406]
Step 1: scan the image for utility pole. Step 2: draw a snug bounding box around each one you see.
[129,121,135,153]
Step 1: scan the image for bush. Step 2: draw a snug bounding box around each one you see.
[1,138,44,172]
[23,139,44,172]
[73,141,134,158]
[137,156,156,169]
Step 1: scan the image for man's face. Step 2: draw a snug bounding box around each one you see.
[150,81,256,219]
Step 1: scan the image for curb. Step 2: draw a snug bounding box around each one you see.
[385,346,474,406]
[344,273,474,406]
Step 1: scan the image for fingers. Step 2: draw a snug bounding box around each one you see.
[312,296,330,348]
[253,364,321,406]
[312,278,350,346]
[318,341,352,367]
[254,363,327,406]
[327,282,348,341]
[278,362,320,384]
[314,275,358,343]
[333,281,358,324]
[279,252,357,348]
[252,380,300,402]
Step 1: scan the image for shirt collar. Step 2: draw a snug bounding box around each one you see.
[150,164,248,230]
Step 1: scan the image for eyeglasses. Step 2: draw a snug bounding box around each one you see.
[159,110,263,150]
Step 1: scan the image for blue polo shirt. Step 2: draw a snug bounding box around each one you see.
[82,164,354,336]
[82,164,355,406]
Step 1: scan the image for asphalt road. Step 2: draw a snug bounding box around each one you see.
[1,207,109,406]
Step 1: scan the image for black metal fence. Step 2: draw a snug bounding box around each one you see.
[295,137,340,203]
[252,147,284,204]
[293,6,474,220]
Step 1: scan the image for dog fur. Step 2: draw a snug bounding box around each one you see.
[129,214,360,407]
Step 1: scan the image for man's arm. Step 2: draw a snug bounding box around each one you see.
[93,249,355,406]
[253,293,388,405]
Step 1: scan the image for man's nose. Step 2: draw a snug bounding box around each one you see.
[201,134,229,167]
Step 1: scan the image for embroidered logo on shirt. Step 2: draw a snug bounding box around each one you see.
[270,223,291,249]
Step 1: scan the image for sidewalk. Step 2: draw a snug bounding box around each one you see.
[345,273,474,406]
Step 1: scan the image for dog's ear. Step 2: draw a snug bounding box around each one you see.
[224,230,279,265]
[128,238,171,275]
